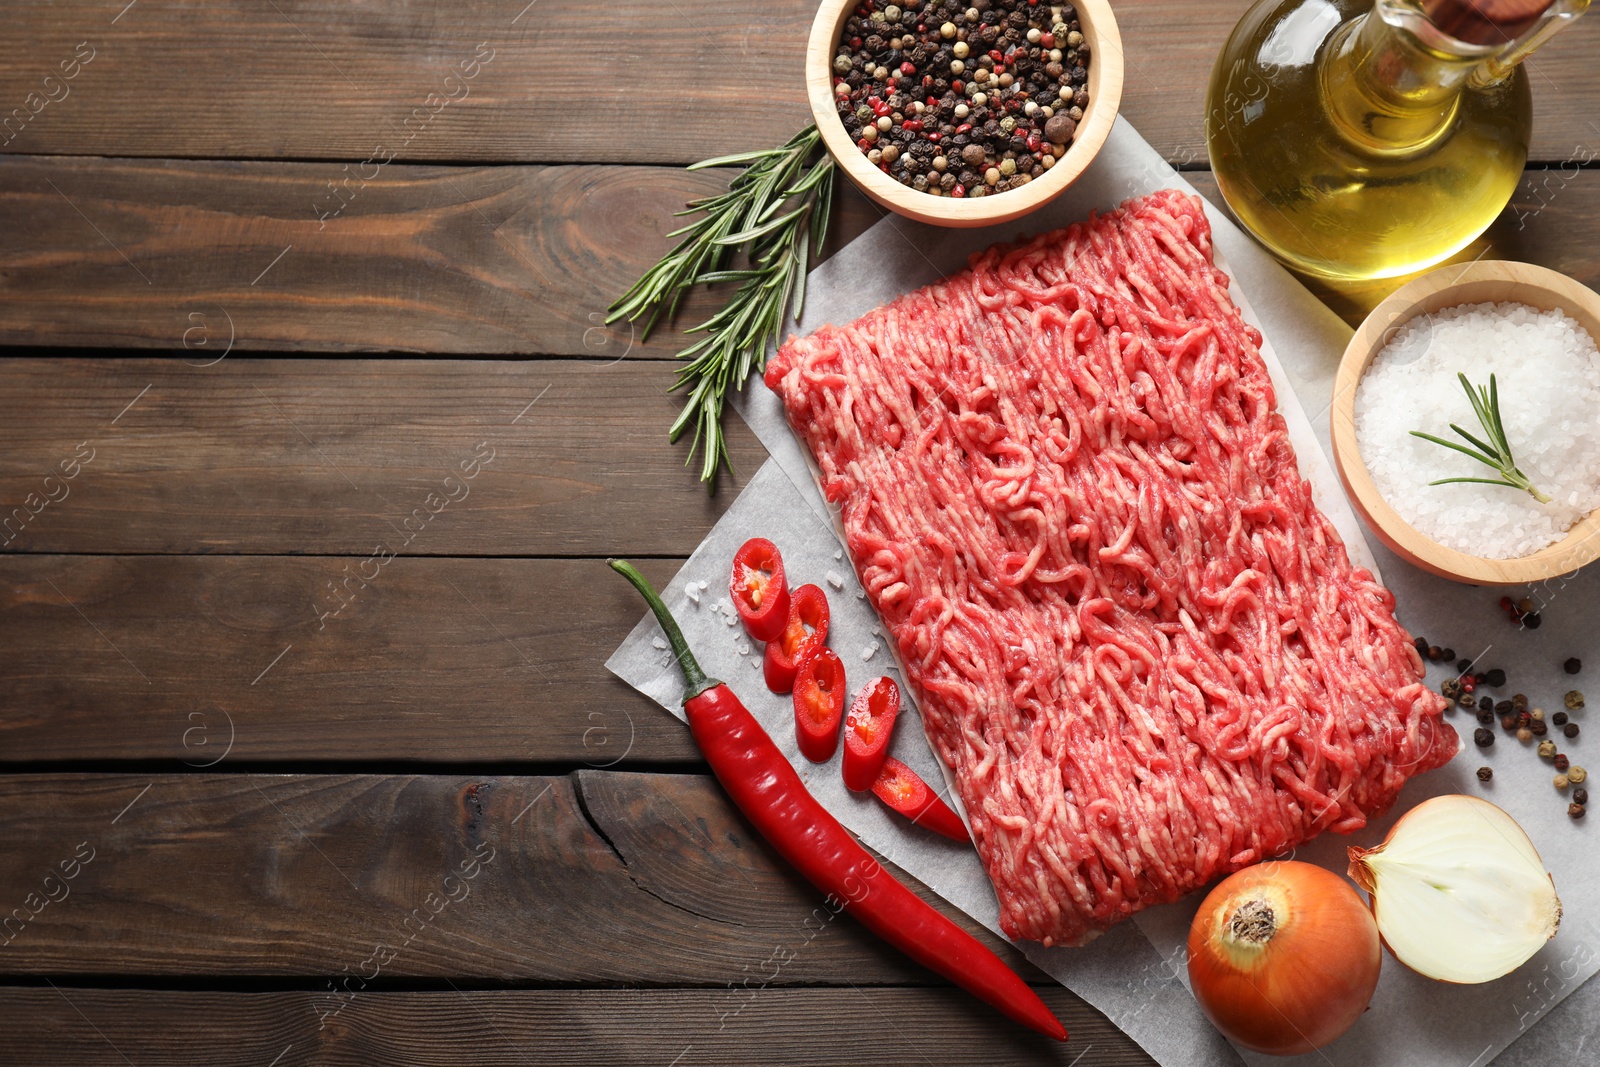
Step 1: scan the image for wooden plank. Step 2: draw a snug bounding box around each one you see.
[5,158,1600,354]
[0,1,1592,166]
[0,555,697,764]
[0,988,1155,1066]
[0,155,882,355]
[0,772,1034,985]
[0,359,764,556]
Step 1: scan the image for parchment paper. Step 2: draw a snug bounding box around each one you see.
[610,116,1600,1066]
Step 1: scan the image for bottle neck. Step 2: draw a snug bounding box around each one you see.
[1321,1,1492,153]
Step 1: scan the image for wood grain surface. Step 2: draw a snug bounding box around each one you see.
[0,771,1032,982]
[2,157,1596,351]
[0,555,696,764]
[0,359,764,556]
[0,987,1154,1066]
[0,1,1591,166]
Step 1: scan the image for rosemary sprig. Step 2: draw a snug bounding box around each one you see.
[607,126,835,487]
[1409,372,1551,503]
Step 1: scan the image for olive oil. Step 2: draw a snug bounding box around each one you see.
[1205,0,1585,281]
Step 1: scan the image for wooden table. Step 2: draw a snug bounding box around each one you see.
[1,2,1595,1063]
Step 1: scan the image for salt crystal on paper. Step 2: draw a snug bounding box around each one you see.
[826,570,845,589]
[685,583,702,605]
[736,637,751,656]
[834,549,843,560]
[651,636,667,650]
[862,645,876,661]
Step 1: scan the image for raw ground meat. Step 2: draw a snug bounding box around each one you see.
[764,189,1456,947]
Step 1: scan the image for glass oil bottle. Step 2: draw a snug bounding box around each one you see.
[1205,0,1590,281]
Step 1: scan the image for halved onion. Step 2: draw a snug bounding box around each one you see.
[1348,794,1561,985]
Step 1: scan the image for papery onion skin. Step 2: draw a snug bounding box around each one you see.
[1188,861,1381,1056]
[1348,794,1561,985]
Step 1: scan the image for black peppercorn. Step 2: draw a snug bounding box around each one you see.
[1555,754,1571,772]
[1554,711,1569,727]
[1480,695,1496,711]
[1499,713,1516,730]
[1570,803,1586,820]
[1441,648,1456,662]
[1496,699,1514,714]
[1524,612,1542,629]
[1565,723,1580,739]
[1485,668,1507,687]
[1531,720,1549,736]
[1575,788,1589,806]
[1477,766,1493,782]
[1457,658,1474,673]
[1474,727,1495,748]
[1414,636,1429,656]
[1566,657,1583,675]
[1512,693,1529,710]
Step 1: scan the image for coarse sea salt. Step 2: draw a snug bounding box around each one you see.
[1354,301,1600,559]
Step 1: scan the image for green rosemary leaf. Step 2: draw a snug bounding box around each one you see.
[607,124,833,488]
[1414,374,1547,503]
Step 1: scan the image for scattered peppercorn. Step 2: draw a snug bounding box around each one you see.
[1565,723,1581,739]
[1462,675,1477,693]
[1566,690,1585,710]
[1480,696,1496,712]
[1530,707,1545,721]
[1566,657,1583,675]
[1512,694,1529,710]
[1575,787,1589,806]
[1571,766,1588,784]
[1539,740,1558,759]
[1457,658,1474,674]
[1571,803,1587,820]
[1476,766,1493,782]
[1414,636,1429,656]
[1474,727,1495,748]
[1495,699,1514,714]
[1440,648,1456,662]
[1554,711,1569,727]
[1517,727,1533,743]
[1517,710,1532,728]
[1523,612,1543,629]
[1441,678,1463,701]
[1427,645,1443,661]
[1555,754,1571,772]
[1486,710,1503,727]
[1484,668,1507,688]
[1555,773,1571,790]
[1531,720,1548,737]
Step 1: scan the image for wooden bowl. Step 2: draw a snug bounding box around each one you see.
[1331,260,1600,585]
[806,0,1124,228]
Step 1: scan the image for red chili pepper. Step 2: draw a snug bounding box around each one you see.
[843,676,900,792]
[608,559,1065,1042]
[872,758,970,843]
[794,648,847,762]
[730,537,790,644]
[763,584,829,694]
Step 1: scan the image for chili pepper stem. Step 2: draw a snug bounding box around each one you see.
[609,559,720,702]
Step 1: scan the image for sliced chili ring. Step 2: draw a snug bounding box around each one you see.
[763,583,830,694]
[730,537,790,643]
[842,676,900,792]
[871,757,970,842]
[794,647,847,763]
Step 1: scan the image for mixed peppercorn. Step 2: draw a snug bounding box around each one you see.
[1423,626,1586,821]
[832,0,1092,197]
